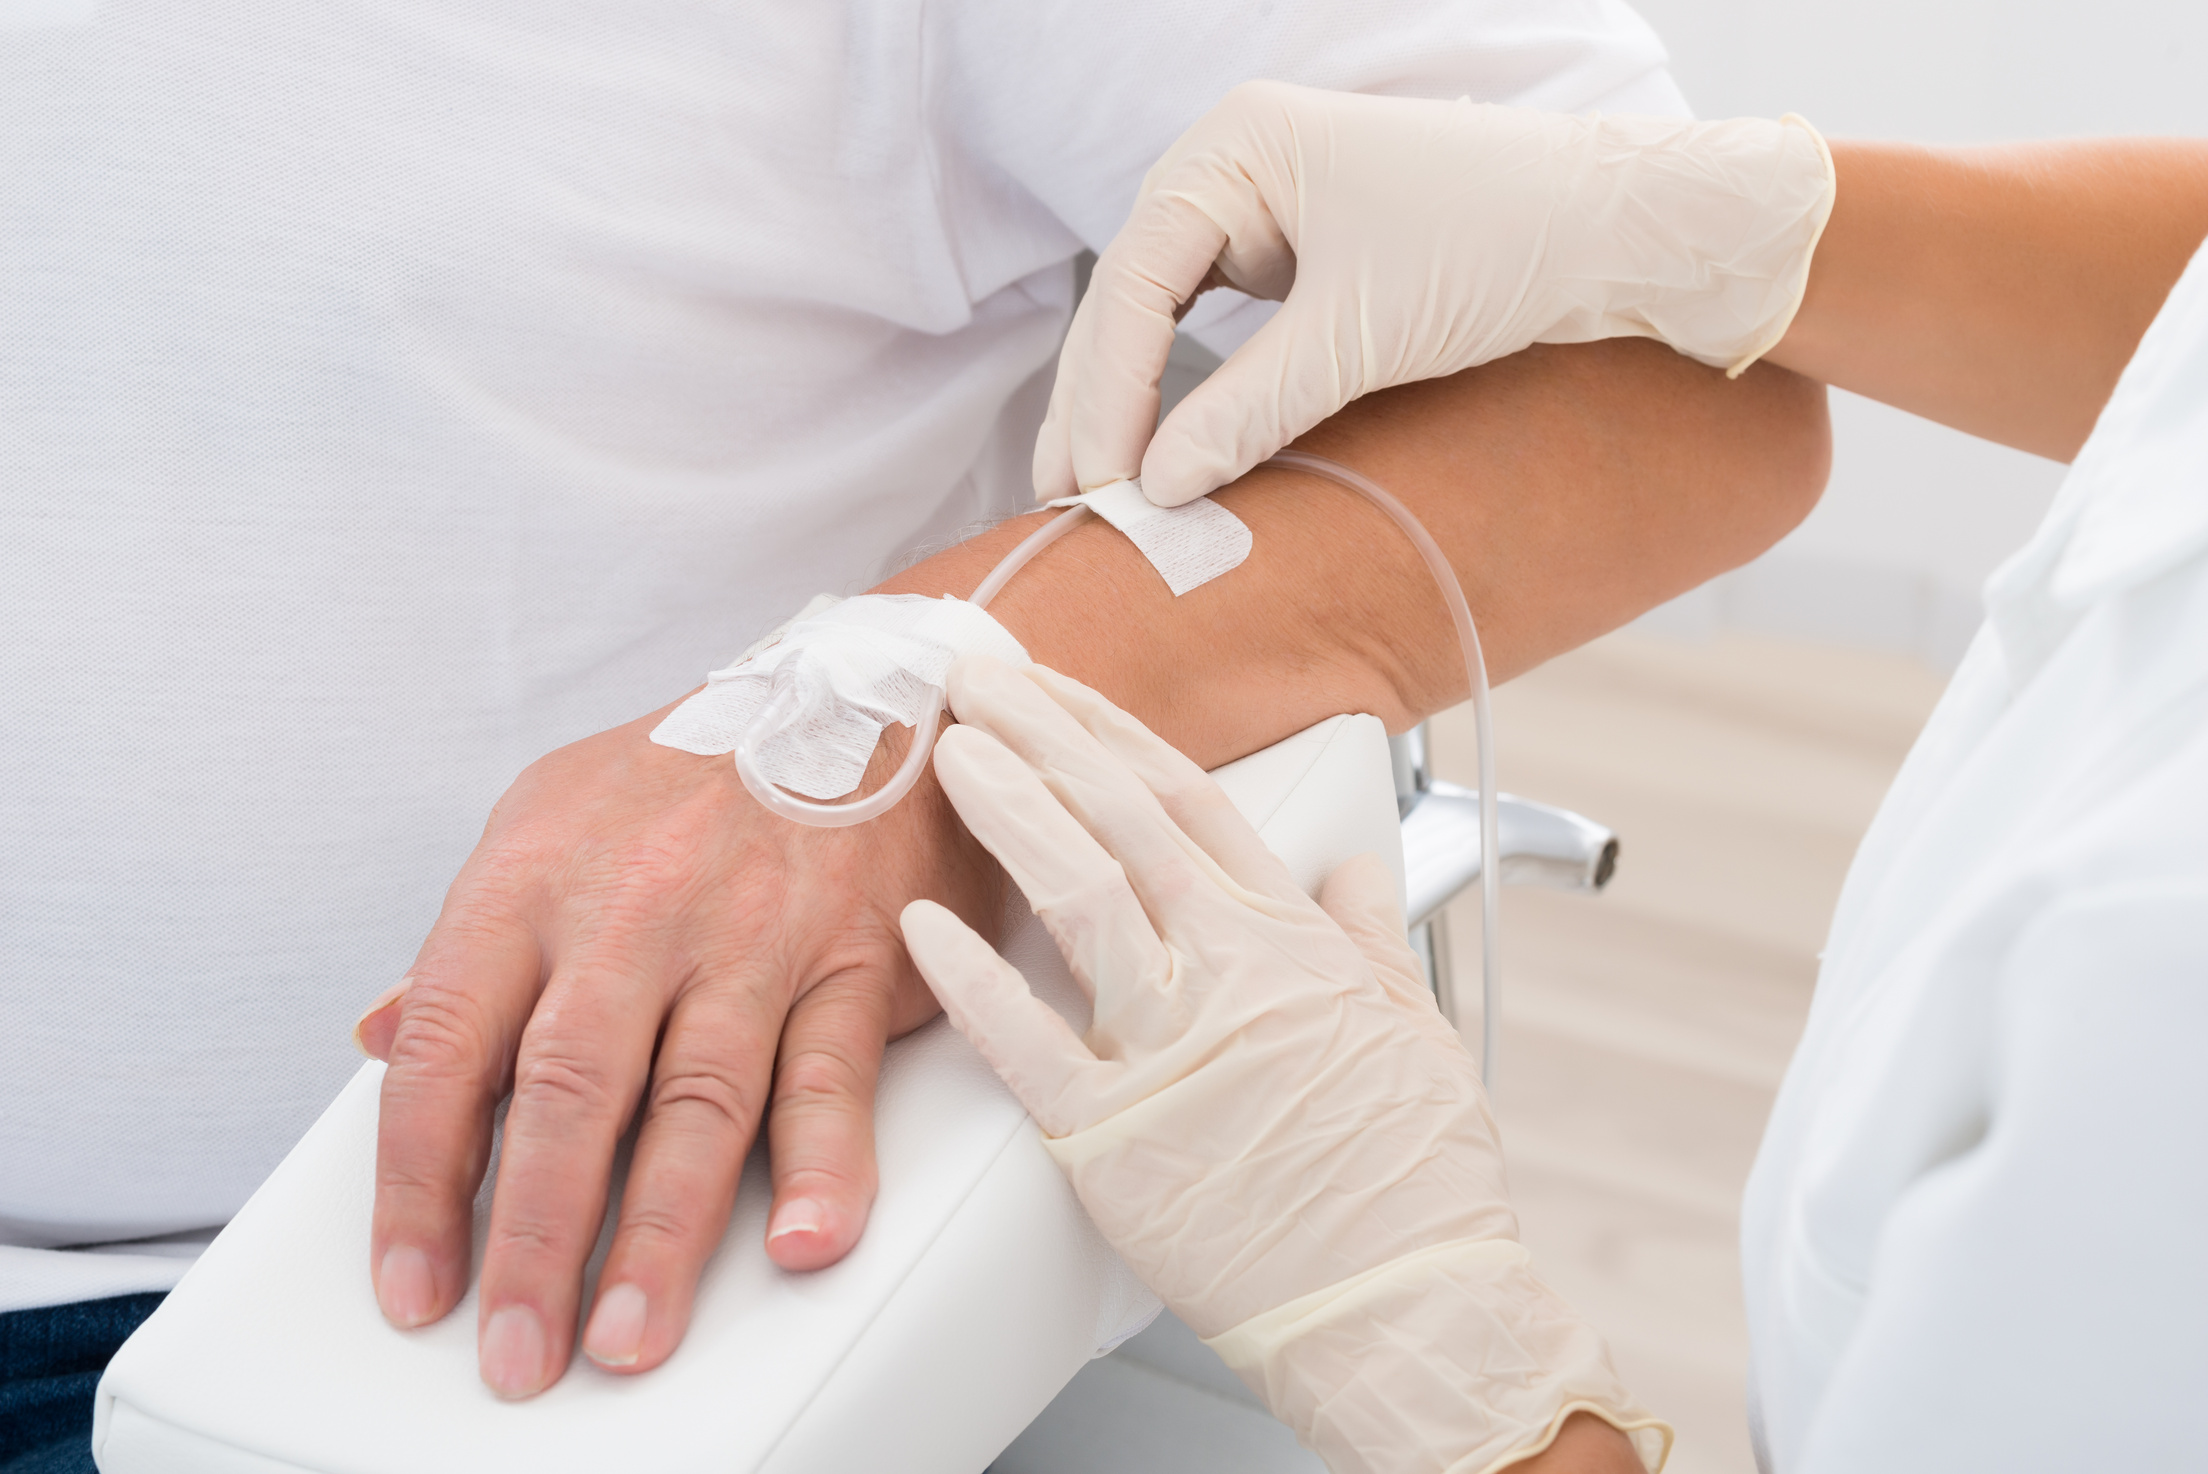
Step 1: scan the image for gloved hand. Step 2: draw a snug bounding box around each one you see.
[901,655,1669,1474]
[1034,80,1834,507]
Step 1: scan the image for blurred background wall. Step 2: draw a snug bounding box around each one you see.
[1628,0,2208,667]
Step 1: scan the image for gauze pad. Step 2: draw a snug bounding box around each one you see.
[651,594,1029,800]
[1047,479,1251,595]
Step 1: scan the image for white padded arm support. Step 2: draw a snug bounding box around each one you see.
[94,713,1406,1474]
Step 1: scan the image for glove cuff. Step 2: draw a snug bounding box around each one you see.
[1536,111,1837,381]
[1719,114,1838,378]
[1203,1236,1671,1474]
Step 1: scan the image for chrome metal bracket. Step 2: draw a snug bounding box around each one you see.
[1390,724,1619,1023]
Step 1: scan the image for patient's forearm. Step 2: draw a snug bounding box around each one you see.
[1769,139,2208,462]
[877,337,1829,767]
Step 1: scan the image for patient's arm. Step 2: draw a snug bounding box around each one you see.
[362,338,1827,1394]
[916,339,1826,762]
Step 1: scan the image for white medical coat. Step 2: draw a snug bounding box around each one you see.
[1740,244,2208,1469]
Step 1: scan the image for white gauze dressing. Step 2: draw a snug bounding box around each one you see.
[651,594,1029,799]
[1047,479,1252,595]
[650,480,1249,805]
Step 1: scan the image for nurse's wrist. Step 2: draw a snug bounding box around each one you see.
[1509,1411,1648,1474]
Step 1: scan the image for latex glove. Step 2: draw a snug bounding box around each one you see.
[351,701,1000,1398]
[1034,80,1835,507]
[901,655,1669,1474]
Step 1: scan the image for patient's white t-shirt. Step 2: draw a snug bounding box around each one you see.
[0,0,1683,1309]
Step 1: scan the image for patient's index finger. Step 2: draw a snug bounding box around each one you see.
[373,907,543,1333]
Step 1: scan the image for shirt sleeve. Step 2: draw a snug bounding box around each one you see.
[1797,883,2208,1473]
[924,0,1685,353]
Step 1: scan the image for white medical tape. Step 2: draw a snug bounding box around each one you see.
[1047,478,1251,596]
[650,593,1030,800]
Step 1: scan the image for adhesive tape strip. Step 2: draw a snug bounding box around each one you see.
[650,593,1029,799]
[1047,478,1252,596]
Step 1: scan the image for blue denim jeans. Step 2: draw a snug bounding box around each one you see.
[0,1295,165,1474]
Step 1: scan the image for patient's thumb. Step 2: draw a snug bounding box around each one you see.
[1141,303,1347,507]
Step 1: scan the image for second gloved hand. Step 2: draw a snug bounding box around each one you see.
[901,656,1667,1474]
[1035,81,1834,507]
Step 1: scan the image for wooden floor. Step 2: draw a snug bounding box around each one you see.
[1427,631,1947,1474]
[999,630,1949,1474]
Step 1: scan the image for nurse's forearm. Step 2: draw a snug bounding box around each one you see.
[1769,138,2208,463]
[877,336,1828,764]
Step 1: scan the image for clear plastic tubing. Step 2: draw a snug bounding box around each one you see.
[1266,452,1501,1087]
[733,452,1501,1083]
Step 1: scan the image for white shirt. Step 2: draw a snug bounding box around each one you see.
[0,0,1684,1310]
[1742,244,2208,1469]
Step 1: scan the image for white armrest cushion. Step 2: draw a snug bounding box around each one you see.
[94,714,1402,1474]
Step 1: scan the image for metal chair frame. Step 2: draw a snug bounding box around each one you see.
[1390,723,1619,1024]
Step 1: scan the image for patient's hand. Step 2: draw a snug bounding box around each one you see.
[355,703,999,1397]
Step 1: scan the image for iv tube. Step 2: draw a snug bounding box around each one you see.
[1265,451,1501,1087]
[732,456,1500,1083]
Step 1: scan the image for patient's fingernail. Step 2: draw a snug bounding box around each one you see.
[582,1283,648,1369]
[766,1198,825,1245]
[480,1305,549,1400]
[376,1244,437,1328]
[351,979,412,1057]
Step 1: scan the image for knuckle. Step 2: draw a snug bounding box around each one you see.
[464,836,544,889]
[376,1155,468,1203]
[613,1203,696,1255]
[647,1065,758,1140]
[799,925,906,993]
[808,945,891,991]
[778,1157,873,1199]
[511,1045,629,1122]
[485,1214,574,1264]
[445,824,561,905]
[414,890,540,983]
[773,1047,869,1112]
[388,984,501,1080]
